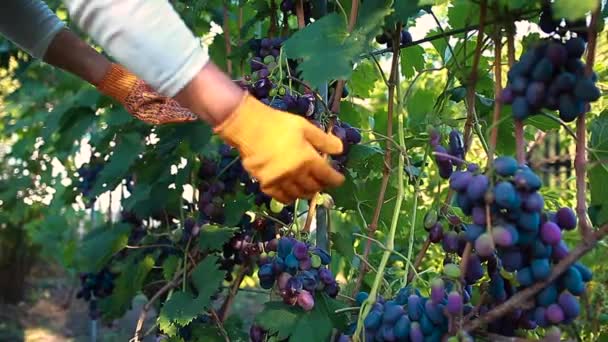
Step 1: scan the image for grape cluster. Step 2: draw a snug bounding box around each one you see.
[500,37,599,122]
[430,129,465,179]
[349,281,475,342]
[447,156,592,333]
[76,161,103,206]
[538,3,589,41]
[376,29,413,48]
[257,237,339,311]
[76,268,115,301]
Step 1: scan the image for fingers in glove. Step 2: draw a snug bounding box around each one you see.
[295,174,323,197]
[309,157,345,188]
[303,122,344,155]
[262,184,295,205]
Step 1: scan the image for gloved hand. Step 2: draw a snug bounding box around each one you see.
[96,63,198,125]
[214,93,345,204]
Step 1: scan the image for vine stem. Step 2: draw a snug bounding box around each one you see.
[507,28,525,165]
[459,0,487,284]
[222,2,232,75]
[351,20,393,298]
[295,0,305,29]
[404,146,429,287]
[209,309,230,342]
[465,223,608,332]
[407,238,431,283]
[132,264,196,342]
[462,0,488,153]
[488,32,503,162]
[515,120,525,164]
[353,24,403,342]
[219,265,248,322]
[576,7,600,239]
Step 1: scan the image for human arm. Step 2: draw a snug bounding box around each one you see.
[0,0,197,124]
[62,0,345,203]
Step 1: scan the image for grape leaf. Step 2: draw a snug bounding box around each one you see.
[345,144,384,178]
[589,112,608,226]
[350,61,378,98]
[483,106,516,157]
[338,102,373,131]
[330,231,355,262]
[104,107,134,126]
[386,1,421,26]
[525,113,561,131]
[100,254,155,319]
[158,256,226,334]
[406,87,435,133]
[223,191,253,227]
[91,132,145,196]
[198,224,239,252]
[401,45,426,79]
[283,0,393,87]
[255,295,347,342]
[553,0,599,21]
[78,223,130,272]
[448,0,479,29]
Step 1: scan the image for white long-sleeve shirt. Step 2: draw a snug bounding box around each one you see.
[0,0,210,97]
[0,0,66,59]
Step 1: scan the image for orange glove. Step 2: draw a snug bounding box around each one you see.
[214,93,345,204]
[96,64,198,125]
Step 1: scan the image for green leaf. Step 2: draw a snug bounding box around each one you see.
[79,223,130,272]
[553,0,599,21]
[158,256,226,333]
[448,0,479,28]
[350,61,379,98]
[345,144,384,177]
[198,224,239,252]
[387,1,421,26]
[339,102,374,131]
[283,0,392,87]
[331,231,355,262]
[100,254,154,319]
[105,107,135,126]
[223,192,253,227]
[91,132,144,196]
[406,87,435,133]
[589,112,608,225]
[525,113,561,131]
[400,45,425,79]
[163,255,180,281]
[256,295,347,342]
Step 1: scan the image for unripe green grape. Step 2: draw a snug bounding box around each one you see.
[269,198,285,213]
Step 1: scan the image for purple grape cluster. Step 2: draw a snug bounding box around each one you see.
[257,237,339,311]
[195,143,297,279]
[76,268,115,302]
[351,281,475,342]
[500,37,599,122]
[447,155,592,334]
[376,29,413,48]
[430,129,465,179]
[76,161,103,207]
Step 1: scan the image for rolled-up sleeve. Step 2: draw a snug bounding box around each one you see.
[0,0,66,59]
[63,0,210,97]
